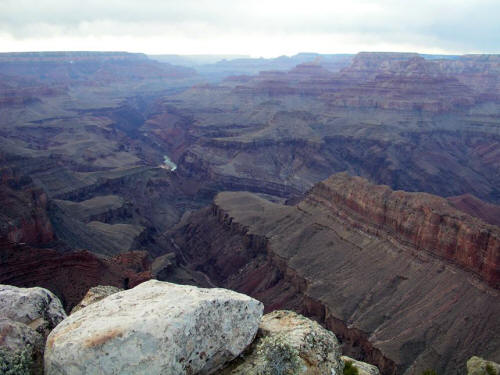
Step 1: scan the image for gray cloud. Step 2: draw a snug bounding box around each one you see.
[0,0,499,54]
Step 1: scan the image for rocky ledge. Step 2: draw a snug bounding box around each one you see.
[2,281,497,375]
[1,282,348,374]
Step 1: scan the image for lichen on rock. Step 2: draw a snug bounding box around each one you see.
[341,356,380,375]
[467,357,500,375]
[221,310,343,375]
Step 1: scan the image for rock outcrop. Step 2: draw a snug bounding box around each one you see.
[0,285,66,374]
[45,280,263,375]
[0,284,66,339]
[221,310,343,375]
[0,317,45,374]
[169,173,500,375]
[467,356,500,375]
[69,285,122,314]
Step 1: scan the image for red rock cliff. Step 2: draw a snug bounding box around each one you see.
[0,239,152,311]
[303,173,500,288]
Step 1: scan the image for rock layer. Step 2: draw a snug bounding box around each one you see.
[304,173,500,288]
[0,239,151,311]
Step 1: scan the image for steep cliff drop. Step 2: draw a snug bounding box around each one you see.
[0,239,152,312]
[169,173,500,375]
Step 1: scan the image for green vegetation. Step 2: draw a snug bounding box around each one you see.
[343,360,359,375]
[486,364,496,375]
[422,370,438,375]
[257,335,301,375]
[0,345,34,375]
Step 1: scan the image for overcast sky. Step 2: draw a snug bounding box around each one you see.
[0,0,499,57]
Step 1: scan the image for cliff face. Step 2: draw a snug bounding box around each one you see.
[170,174,500,375]
[0,239,151,311]
[304,173,500,288]
[0,169,55,245]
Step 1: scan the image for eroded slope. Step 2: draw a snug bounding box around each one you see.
[170,174,500,375]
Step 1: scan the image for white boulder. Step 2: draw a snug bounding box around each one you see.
[45,280,263,375]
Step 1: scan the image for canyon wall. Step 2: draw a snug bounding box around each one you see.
[170,174,500,375]
[0,238,151,311]
[304,173,500,288]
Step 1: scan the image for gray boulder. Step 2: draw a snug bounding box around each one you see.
[0,284,66,339]
[0,285,66,375]
[221,310,343,375]
[45,280,263,375]
[0,317,44,374]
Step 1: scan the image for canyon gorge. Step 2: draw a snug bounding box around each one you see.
[0,50,499,374]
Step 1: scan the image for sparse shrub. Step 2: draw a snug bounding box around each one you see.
[257,335,301,375]
[343,360,359,375]
[422,370,438,375]
[486,364,496,375]
[0,344,34,375]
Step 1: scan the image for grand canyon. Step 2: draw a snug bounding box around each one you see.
[0,50,499,374]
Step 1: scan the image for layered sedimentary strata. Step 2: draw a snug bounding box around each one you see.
[148,52,500,205]
[304,173,500,288]
[0,239,151,311]
[170,173,500,375]
[0,51,196,84]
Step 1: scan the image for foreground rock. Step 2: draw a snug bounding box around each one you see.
[221,310,343,375]
[45,280,263,375]
[0,317,45,374]
[70,285,122,314]
[467,357,500,375]
[341,356,380,375]
[0,285,66,374]
[0,284,66,339]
